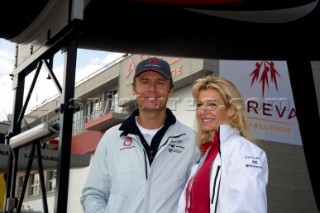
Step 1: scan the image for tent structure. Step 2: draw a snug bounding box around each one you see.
[0,0,319,212]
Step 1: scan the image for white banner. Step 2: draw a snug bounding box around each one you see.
[220,60,302,145]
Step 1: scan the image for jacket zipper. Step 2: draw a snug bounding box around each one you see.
[143,149,148,179]
[211,165,221,213]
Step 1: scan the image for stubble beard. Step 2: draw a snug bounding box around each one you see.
[138,97,166,111]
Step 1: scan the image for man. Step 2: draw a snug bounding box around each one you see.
[80,57,199,213]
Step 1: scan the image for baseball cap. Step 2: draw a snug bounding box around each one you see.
[134,57,173,85]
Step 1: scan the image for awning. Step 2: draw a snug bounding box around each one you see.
[0,144,91,172]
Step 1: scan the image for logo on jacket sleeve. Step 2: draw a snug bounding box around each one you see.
[244,155,263,169]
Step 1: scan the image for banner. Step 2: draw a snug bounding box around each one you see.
[220,60,302,145]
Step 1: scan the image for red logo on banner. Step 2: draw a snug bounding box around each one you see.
[250,61,281,98]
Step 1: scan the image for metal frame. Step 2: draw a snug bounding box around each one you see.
[1,3,319,212]
[16,141,48,213]
[4,19,83,213]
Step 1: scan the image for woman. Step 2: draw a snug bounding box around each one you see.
[177,76,268,213]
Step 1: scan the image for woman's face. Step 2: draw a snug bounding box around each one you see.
[196,89,234,136]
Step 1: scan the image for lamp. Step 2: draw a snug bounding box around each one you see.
[9,122,59,149]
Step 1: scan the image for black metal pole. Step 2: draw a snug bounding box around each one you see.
[54,38,78,213]
[5,72,25,213]
[16,143,35,213]
[36,141,49,213]
[287,58,320,211]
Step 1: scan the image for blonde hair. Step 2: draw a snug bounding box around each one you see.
[192,76,254,147]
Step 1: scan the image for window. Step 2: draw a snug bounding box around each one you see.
[73,105,84,134]
[17,176,24,197]
[85,102,90,122]
[104,89,118,113]
[29,173,40,196]
[92,97,102,120]
[94,98,102,112]
[47,170,56,192]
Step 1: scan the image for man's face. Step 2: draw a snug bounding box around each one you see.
[132,71,173,111]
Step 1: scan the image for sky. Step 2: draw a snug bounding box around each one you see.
[0,39,123,122]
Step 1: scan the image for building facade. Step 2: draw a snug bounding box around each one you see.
[7,55,319,213]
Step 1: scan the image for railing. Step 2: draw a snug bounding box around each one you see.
[72,100,133,135]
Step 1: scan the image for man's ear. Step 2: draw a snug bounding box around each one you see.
[132,82,136,96]
[168,87,174,97]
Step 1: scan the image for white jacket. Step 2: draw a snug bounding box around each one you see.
[81,109,200,213]
[177,124,269,213]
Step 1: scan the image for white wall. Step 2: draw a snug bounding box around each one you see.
[18,165,90,213]
[169,84,196,129]
[67,166,90,213]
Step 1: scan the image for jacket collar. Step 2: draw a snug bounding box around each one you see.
[218,124,240,142]
[119,108,176,137]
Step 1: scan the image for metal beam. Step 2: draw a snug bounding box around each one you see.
[287,59,320,211]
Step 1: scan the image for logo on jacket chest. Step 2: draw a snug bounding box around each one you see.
[168,139,185,154]
[120,137,136,150]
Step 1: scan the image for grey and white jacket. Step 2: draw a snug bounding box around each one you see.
[81,108,200,213]
[177,124,269,213]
